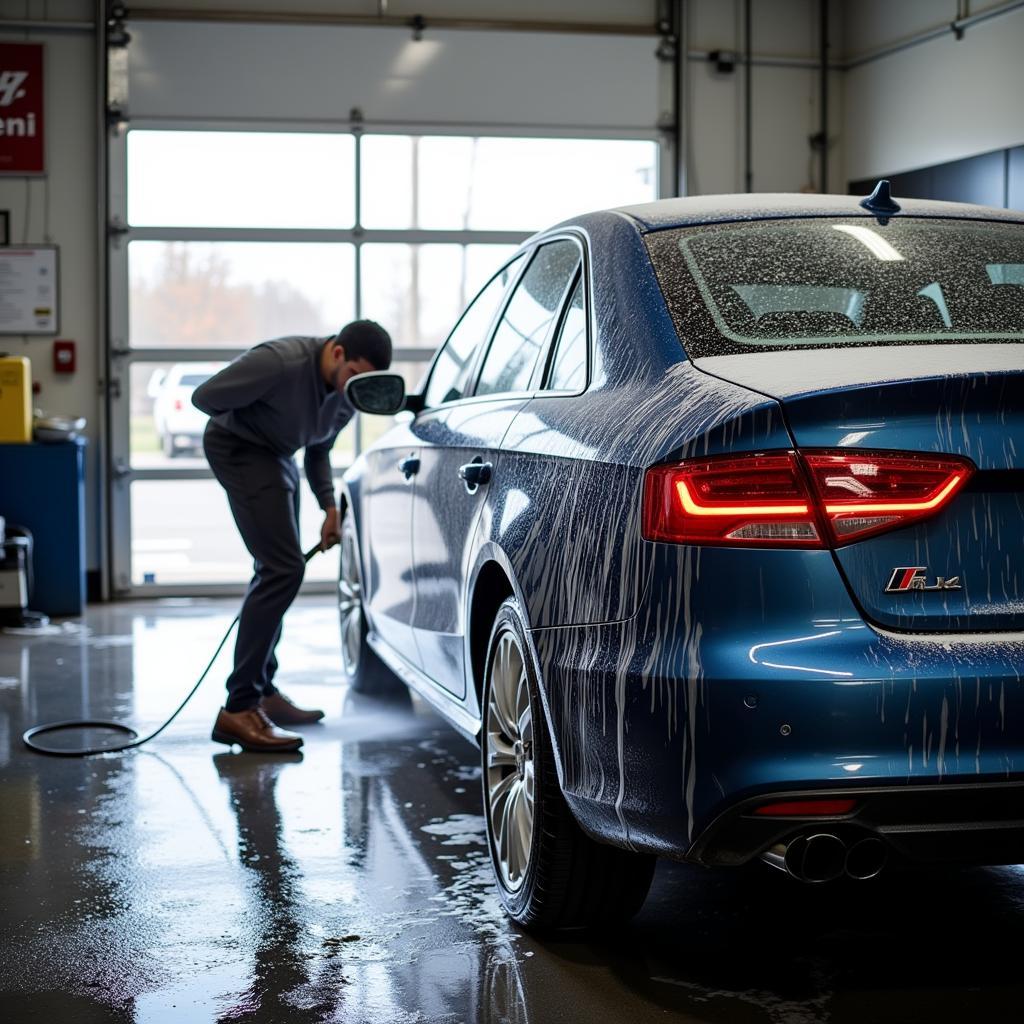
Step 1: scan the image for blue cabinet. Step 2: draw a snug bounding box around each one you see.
[0,439,87,616]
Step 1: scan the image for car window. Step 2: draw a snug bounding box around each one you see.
[424,255,524,407]
[475,240,580,398]
[646,219,1024,358]
[545,278,587,391]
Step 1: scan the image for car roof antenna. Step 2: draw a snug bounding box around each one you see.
[859,179,901,225]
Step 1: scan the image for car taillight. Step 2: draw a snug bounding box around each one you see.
[644,454,821,546]
[173,399,183,410]
[803,451,972,543]
[642,450,973,548]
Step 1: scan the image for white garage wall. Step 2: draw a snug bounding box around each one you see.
[843,0,1024,181]
[0,1,101,577]
[685,0,844,195]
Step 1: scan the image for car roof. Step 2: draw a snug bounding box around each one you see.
[599,192,1024,232]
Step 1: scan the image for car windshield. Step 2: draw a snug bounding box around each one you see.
[646,218,1024,357]
[178,374,211,387]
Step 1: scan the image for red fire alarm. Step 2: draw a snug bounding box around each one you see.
[53,339,76,374]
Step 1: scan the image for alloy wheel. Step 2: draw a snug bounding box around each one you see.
[338,526,363,673]
[485,630,535,892]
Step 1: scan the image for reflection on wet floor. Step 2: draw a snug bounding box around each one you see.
[2,598,1024,1023]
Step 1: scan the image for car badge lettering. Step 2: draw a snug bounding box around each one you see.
[885,566,962,593]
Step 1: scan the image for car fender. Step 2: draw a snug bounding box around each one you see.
[463,539,572,794]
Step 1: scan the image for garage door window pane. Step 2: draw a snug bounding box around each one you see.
[129,361,355,470]
[360,243,517,350]
[127,131,356,228]
[131,480,338,585]
[361,135,658,231]
[129,241,355,348]
[130,360,225,466]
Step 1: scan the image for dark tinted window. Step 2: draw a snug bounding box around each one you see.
[545,278,587,391]
[646,219,1024,358]
[424,255,523,407]
[476,240,580,397]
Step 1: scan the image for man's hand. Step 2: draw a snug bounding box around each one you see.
[321,507,341,551]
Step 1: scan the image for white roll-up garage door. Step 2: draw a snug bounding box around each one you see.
[108,16,666,594]
[125,20,660,131]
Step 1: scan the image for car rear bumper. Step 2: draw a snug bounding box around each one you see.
[529,545,1024,867]
[689,780,1024,868]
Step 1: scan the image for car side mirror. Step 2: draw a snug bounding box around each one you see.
[345,372,407,415]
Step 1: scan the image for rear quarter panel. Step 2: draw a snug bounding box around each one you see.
[469,217,796,846]
[487,217,793,631]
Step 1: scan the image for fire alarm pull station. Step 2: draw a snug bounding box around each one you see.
[53,339,75,374]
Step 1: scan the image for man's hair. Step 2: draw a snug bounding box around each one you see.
[334,320,392,370]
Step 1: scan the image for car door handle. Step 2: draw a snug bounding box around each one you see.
[458,459,492,492]
[399,455,420,480]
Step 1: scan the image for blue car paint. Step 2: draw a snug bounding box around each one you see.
[357,427,419,657]
[538,543,1024,858]
[343,194,1024,868]
[409,395,528,699]
[778,373,1024,633]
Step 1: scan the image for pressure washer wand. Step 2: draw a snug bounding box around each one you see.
[23,543,325,757]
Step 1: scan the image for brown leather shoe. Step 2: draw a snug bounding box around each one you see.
[212,707,304,752]
[260,691,325,726]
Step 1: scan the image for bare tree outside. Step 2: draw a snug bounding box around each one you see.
[131,242,330,347]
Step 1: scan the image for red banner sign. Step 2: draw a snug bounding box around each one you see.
[0,43,45,176]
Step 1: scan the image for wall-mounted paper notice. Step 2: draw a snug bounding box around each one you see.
[0,246,59,334]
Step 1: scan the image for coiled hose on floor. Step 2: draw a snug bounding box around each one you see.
[22,545,322,757]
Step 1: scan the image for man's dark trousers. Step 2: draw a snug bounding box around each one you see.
[204,421,307,712]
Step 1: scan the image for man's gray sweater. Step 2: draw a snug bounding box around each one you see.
[192,336,354,510]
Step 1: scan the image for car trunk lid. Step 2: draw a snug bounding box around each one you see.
[694,347,1024,632]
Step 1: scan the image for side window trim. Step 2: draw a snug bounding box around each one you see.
[470,235,583,400]
[419,250,531,411]
[538,241,591,395]
[461,245,538,401]
[533,267,582,391]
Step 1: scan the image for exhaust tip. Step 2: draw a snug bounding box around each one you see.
[762,833,847,883]
[845,837,887,880]
[797,833,847,883]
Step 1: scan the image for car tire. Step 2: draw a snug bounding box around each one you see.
[481,597,656,931]
[338,508,406,697]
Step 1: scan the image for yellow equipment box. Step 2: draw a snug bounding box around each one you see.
[0,357,33,443]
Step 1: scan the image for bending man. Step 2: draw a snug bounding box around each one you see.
[192,322,392,753]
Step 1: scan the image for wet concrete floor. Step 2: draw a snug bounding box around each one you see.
[2,597,1024,1022]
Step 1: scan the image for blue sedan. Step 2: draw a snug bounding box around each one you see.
[338,186,1024,930]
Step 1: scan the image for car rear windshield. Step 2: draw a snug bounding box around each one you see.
[645,218,1024,358]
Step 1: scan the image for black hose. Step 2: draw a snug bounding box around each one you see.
[22,545,323,757]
